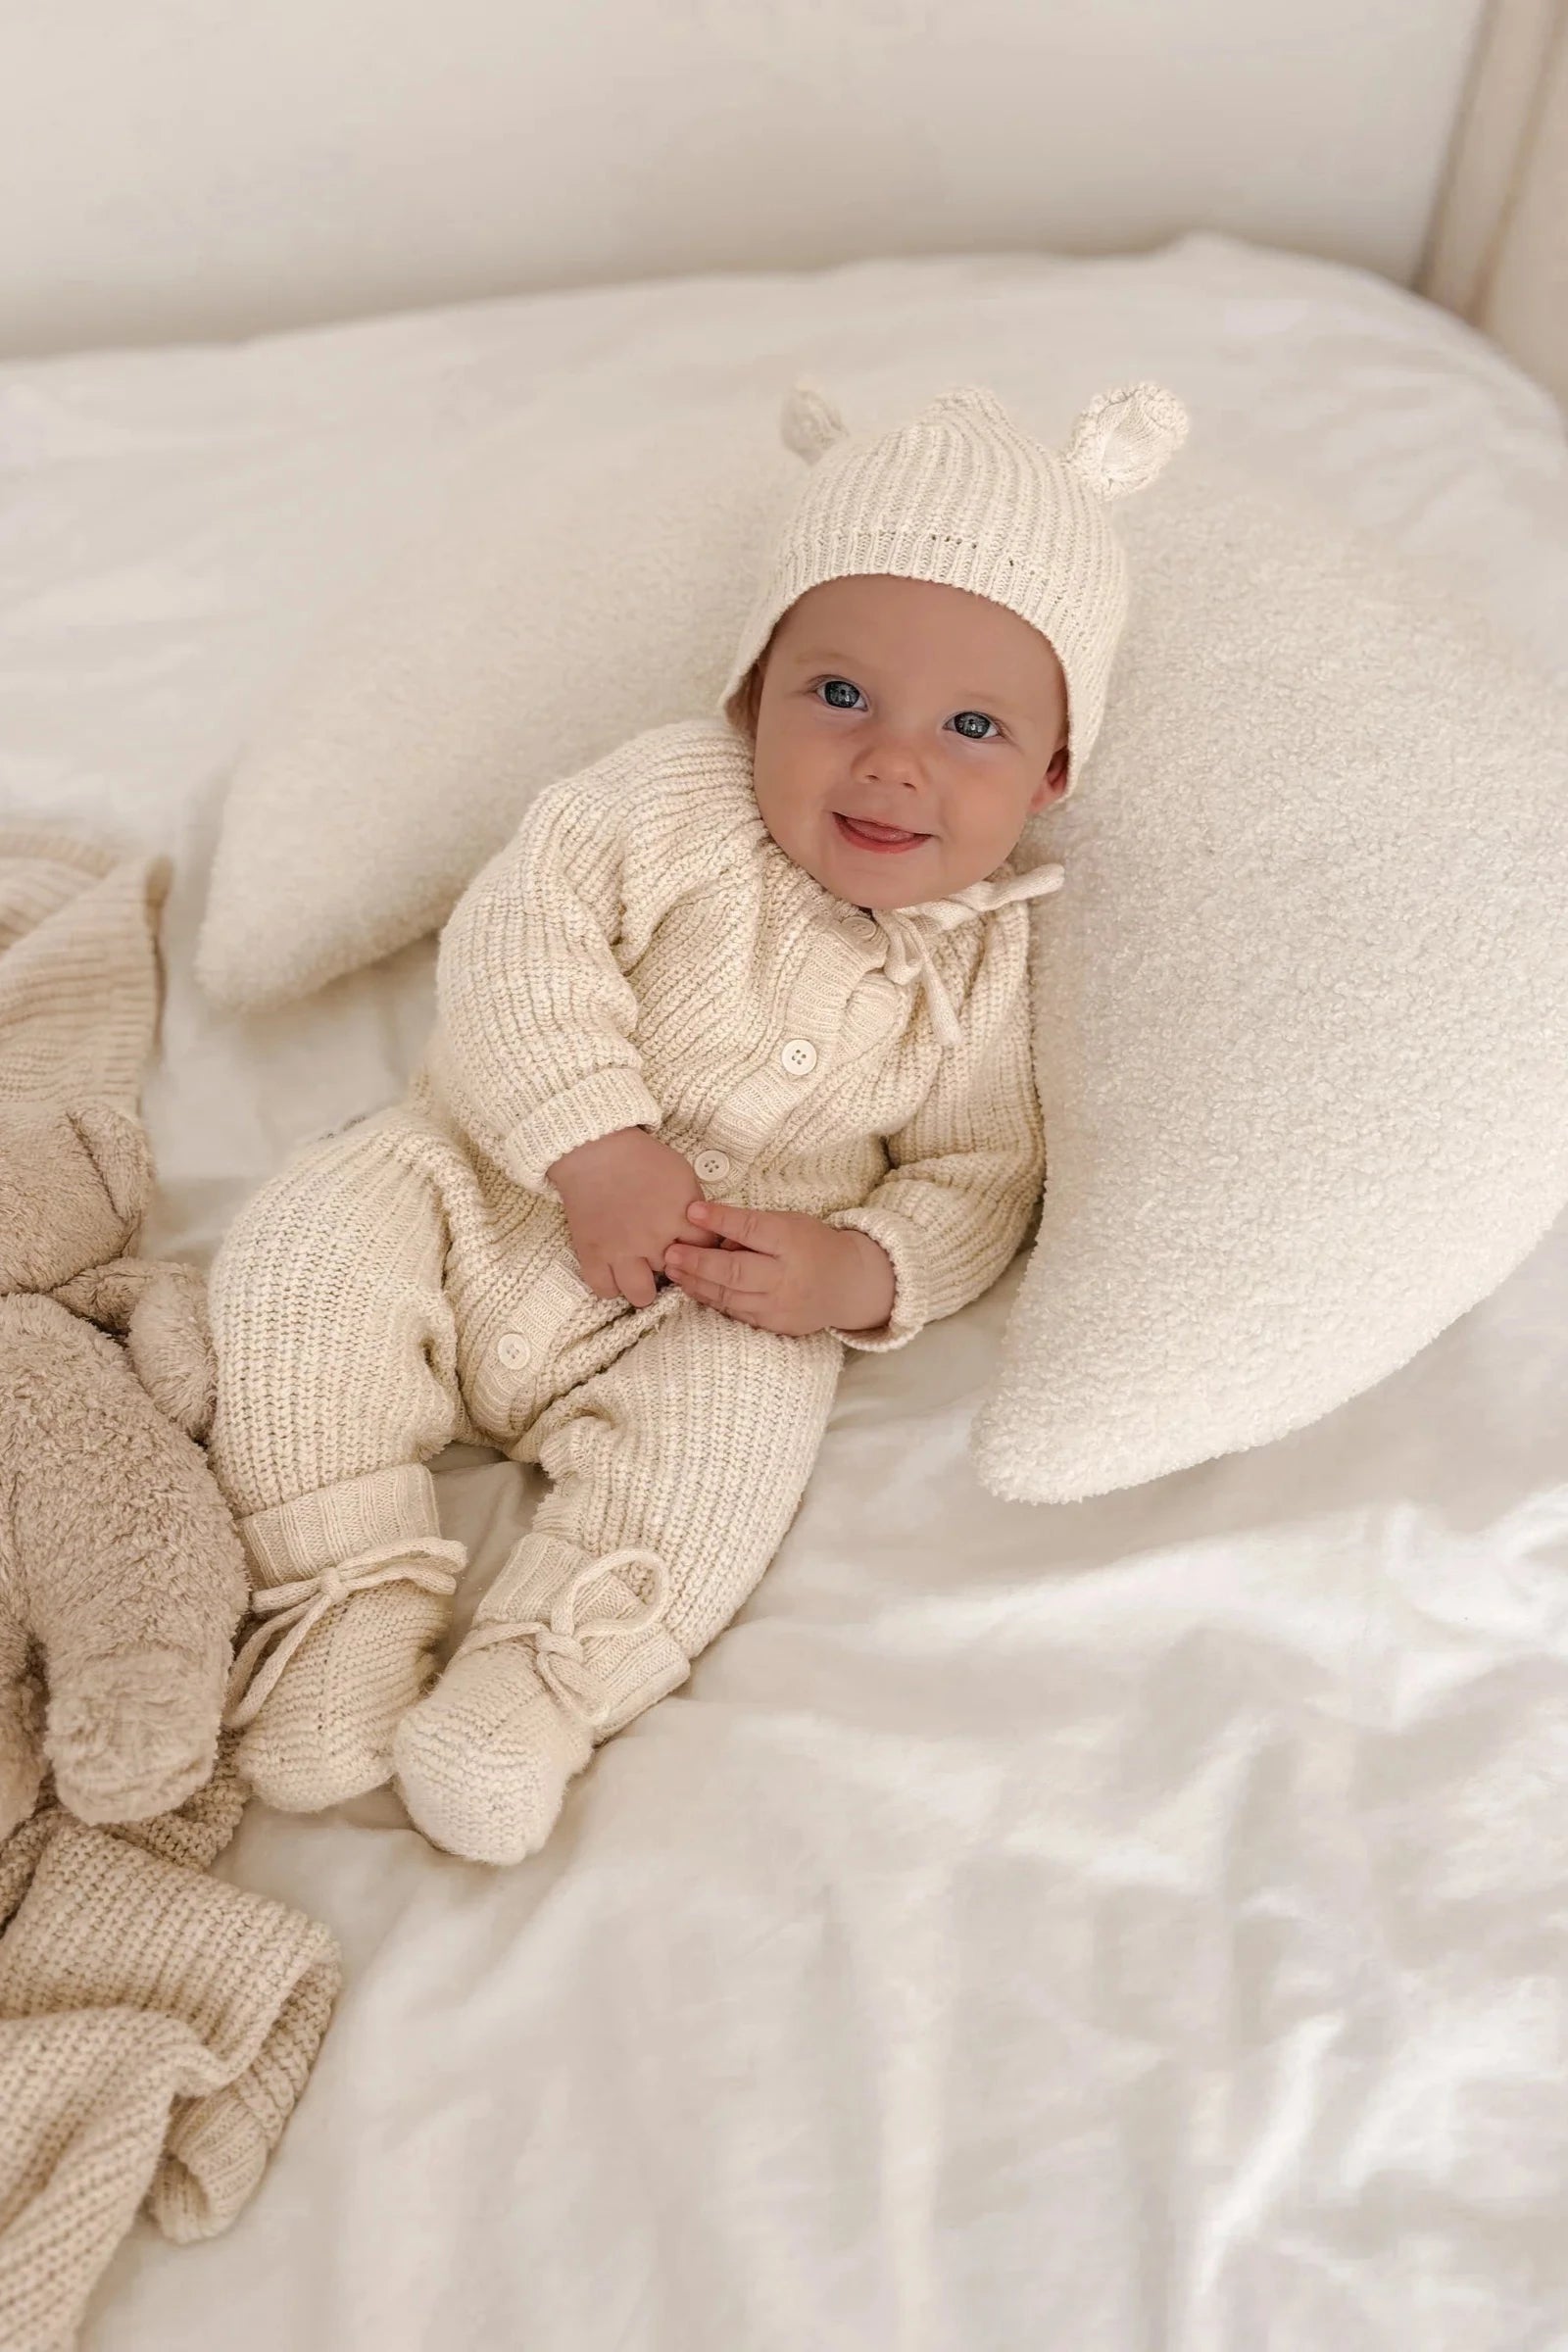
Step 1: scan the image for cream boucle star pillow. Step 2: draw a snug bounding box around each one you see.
[971,453,1568,1500]
[195,416,1568,1500]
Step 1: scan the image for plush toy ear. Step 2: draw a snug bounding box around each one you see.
[67,1101,153,1231]
[126,1264,217,1442]
[1063,381,1190,500]
[779,377,850,464]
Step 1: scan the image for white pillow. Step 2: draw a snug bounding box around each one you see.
[195,409,799,1012]
[972,453,1568,1499]
[195,416,1568,1500]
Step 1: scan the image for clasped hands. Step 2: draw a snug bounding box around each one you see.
[546,1126,895,1339]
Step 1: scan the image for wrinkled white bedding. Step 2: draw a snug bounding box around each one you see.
[2,233,1566,2351]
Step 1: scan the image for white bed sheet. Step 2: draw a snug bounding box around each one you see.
[2,233,1566,2351]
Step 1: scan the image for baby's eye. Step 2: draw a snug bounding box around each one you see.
[814,678,1001,741]
[950,710,1001,742]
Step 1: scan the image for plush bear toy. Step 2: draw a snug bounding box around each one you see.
[0,1097,248,1842]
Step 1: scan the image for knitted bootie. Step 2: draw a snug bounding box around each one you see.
[392,1544,688,1866]
[223,1539,466,1812]
[392,1641,592,1864]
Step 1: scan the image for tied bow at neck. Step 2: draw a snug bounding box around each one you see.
[870,861,1064,1049]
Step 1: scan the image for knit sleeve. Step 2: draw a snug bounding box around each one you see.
[429,754,669,1195]
[824,940,1045,1352]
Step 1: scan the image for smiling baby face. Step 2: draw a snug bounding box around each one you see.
[737,573,1070,910]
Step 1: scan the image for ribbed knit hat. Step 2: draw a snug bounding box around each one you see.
[717,378,1190,795]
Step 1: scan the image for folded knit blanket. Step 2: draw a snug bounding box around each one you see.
[0,830,343,2352]
[0,1749,341,2352]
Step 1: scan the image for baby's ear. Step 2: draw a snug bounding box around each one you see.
[1035,744,1071,807]
[726,662,763,739]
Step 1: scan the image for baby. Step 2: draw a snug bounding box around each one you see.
[211,376,1188,1865]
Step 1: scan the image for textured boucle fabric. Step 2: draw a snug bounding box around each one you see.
[969,451,1568,1500]
[0,1750,341,2352]
[715,377,1188,796]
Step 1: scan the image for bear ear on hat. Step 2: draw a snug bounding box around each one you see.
[1064,381,1190,501]
[779,378,850,464]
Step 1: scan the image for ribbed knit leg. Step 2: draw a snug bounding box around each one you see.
[208,1119,469,1811]
[209,1116,468,1520]
[394,1299,843,1864]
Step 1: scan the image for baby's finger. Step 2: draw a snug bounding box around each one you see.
[686,1200,781,1254]
[664,1243,770,1292]
[578,1254,620,1301]
[612,1254,659,1310]
[666,1265,722,1306]
[669,1269,765,1325]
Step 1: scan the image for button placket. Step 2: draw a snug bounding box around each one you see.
[700,913,858,1161]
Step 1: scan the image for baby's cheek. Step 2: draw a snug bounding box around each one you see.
[978,784,1039,862]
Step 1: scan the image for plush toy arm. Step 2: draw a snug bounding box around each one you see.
[52,1257,217,1442]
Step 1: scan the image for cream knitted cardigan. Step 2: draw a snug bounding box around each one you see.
[419,714,1061,1352]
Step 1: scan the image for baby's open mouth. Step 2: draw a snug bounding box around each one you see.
[834,812,929,854]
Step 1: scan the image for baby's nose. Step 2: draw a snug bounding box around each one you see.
[856,741,925,786]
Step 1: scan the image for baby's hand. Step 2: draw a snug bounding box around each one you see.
[664,1200,896,1339]
[547,1128,710,1309]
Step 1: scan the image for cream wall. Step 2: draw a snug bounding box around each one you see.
[0,0,1488,359]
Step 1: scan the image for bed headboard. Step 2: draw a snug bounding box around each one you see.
[1420,0,1568,409]
[0,0,1490,359]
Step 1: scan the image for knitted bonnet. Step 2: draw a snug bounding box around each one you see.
[716,377,1190,796]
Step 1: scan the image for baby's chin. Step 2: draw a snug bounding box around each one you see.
[817,823,1012,909]
[814,845,1007,912]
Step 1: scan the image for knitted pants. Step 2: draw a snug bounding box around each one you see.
[208,1106,844,1727]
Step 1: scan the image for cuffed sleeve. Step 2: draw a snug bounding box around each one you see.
[499,1070,663,1199]
[823,1202,930,1351]
[826,976,1045,1352]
